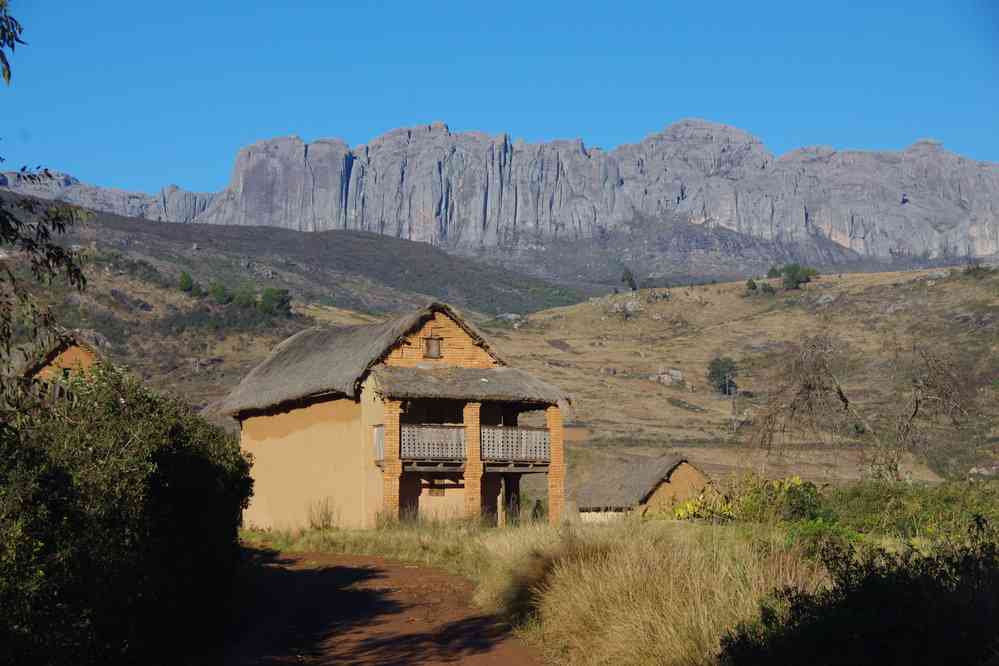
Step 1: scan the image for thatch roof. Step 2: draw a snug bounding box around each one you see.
[371,365,567,405]
[574,453,693,511]
[5,329,102,378]
[218,302,509,416]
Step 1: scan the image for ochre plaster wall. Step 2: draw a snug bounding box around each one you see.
[416,481,467,520]
[360,379,386,527]
[640,463,712,514]
[34,344,97,380]
[241,398,366,530]
[383,312,497,369]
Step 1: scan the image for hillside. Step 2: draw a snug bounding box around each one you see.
[5,119,999,280]
[485,266,999,485]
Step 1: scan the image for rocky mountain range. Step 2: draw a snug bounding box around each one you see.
[4,119,998,262]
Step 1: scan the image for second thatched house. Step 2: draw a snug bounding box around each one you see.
[574,453,712,522]
[218,302,570,530]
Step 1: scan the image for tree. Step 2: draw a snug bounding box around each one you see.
[1,3,87,413]
[0,0,23,85]
[233,284,257,309]
[178,271,193,292]
[748,335,978,480]
[707,356,738,395]
[766,266,781,279]
[621,267,638,292]
[780,263,818,290]
[208,281,231,305]
[745,278,758,294]
[258,288,292,317]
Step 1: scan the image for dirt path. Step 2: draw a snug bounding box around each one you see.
[222,547,542,665]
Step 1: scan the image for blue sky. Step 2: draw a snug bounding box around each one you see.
[2,1,997,193]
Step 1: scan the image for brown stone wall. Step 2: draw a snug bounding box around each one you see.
[381,400,403,521]
[384,312,497,369]
[546,405,565,525]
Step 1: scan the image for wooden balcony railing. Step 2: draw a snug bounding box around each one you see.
[374,424,550,463]
[481,426,550,462]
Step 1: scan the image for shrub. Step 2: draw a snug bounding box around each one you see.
[258,287,292,317]
[708,356,738,395]
[0,364,253,664]
[780,263,817,290]
[233,284,257,309]
[178,270,193,292]
[621,267,638,292]
[208,280,232,305]
[767,266,781,279]
[745,278,758,294]
[760,283,776,296]
[720,521,999,665]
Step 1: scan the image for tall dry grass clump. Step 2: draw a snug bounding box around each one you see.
[517,522,825,665]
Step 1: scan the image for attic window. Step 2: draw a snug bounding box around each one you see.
[423,336,443,359]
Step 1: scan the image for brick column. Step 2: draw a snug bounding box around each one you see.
[463,402,483,521]
[382,400,403,521]
[546,405,565,526]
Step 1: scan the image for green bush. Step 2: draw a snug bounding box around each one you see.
[258,287,292,317]
[208,281,232,305]
[766,266,781,279]
[721,522,999,665]
[178,270,193,292]
[233,284,257,309]
[707,356,738,395]
[745,278,758,294]
[780,263,818,290]
[0,364,253,664]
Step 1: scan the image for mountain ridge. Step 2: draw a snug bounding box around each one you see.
[4,118,998,264]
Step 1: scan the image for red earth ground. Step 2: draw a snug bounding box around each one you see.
[219,548,542,665]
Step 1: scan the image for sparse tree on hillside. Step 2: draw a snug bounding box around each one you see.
[178,271,193,292]
[258,288,292,317]
[208,281,232,305]
[749,334,978,480]
[708,356,739,395]
[622,267,638,292]
[233,284,257,309]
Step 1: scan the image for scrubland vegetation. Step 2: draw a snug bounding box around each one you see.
[247,475,999,666]
[0,366,252,665]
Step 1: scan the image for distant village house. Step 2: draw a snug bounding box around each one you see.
[219,302,570,529]
[575,453,712,522]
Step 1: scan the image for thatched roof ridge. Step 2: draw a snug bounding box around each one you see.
[217,302,503,416]
[574,453,692,511]
[371,365,567,405]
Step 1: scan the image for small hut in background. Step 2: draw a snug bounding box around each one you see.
[12,330,102,381]
[575,453,712,522]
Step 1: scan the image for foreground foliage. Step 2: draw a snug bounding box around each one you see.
[0,364,252,665]
[721,521,999,665]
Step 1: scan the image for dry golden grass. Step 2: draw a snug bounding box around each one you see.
[487,266,999,483]
[245,519,826,666]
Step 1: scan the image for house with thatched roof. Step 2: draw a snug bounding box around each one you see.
[8,329,102,381]
[218,302,569,529]
[574,453,712,523]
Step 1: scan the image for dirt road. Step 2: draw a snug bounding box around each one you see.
[222,548,541,665]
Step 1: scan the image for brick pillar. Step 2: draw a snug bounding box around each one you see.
[546,405,565,526]
[382,400,403,521]
[463,402,483,521]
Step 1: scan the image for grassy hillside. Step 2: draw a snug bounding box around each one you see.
[481,266,999,482]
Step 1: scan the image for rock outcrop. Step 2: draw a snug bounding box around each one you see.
[0,172,216,223]
[4,119,998,259]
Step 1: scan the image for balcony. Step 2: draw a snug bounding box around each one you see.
[374,424,550,472]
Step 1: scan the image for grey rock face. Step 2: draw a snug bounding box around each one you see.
[0,172,215,223]
[4,119,998,259]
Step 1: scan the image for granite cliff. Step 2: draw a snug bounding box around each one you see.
[4,119,997,262]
